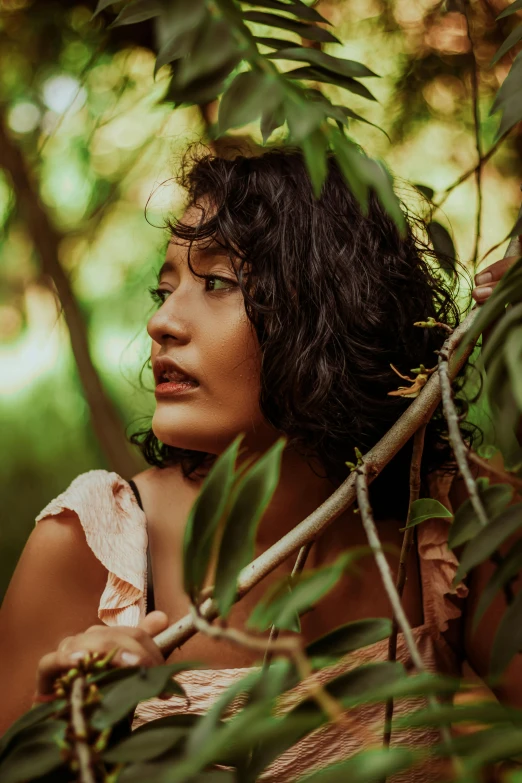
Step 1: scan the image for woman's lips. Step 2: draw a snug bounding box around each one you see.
[155,379,199,398]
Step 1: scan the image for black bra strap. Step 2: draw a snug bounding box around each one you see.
[127,479,155,614]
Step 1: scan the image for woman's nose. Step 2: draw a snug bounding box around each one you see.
[147,296,191,346]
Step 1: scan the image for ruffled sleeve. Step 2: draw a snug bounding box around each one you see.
[416,471,469,634]
[35,470,148,627]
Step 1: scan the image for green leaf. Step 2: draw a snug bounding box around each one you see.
[454,725,522,769]
[218,71,283,135]
[247,549,369,631]
[186,669,262,756]
[154,0,207,78]
[255,35,297,49]
[496,96,522,141]
[289,662,405,716]
[306,618,392,659]
[367,159,407,237]
[0,723,65,783]
[295,748,417,783]
[267,47,378,78]
[448,483,513,549]
[164,61,236,107]
[393,701,522,729]
[491,23,522,66]
[286,66,377,102]
[426,221,457,277]
[91,664,192,729]
[103,724,190,763]
[453,502,522,585]
[155,32,195,77]
[497,0,522,18]
[241,715,322,780]
[0,701,66,758]
[177,19,242,88]
[286,95,325,142]
[329,130,370,212]
[491,588,522,676]
[109,0,162,28]
[505,323,522,411]
[214,437,285,616]
[330,132,406,230]
[261,101,286,143]
[183,435,242,598]
[369,671,460,701]
[414,183,435,200]
[242,11,340,43]
[92,0,120,15]
[491,51,522,114]
[458,258,522,357]
[302,128,328,198]
[242,0,329,24]
[217,712,322,775]
[329,104,389,138]
[482,303,522,371]
[403,498,453,531]
[478,444,499,459]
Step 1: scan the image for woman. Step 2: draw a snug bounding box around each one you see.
[0,149,518,779]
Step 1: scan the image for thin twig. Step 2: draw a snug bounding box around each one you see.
[438,347,489,530]
[383,424,427,748]
[355,464,464,776]
[70,677,96,783]
[434,130,510,211]
[154,311,477,657]
[263,542,314,668]
[463,1,483,269]
[355,465,425,672]
[467,449,522,491]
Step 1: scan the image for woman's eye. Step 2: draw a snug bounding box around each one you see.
[148,286,169,306]
[204,275,237,292]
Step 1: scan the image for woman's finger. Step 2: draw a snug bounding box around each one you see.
[475,255,519,287]
[472,281,498,304]
[35,632,159,697]
[138,610,169,638]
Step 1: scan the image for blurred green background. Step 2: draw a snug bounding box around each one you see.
[1,0,521,598]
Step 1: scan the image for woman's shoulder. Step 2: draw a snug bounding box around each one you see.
[35,469,146,529]
[34,468,153,626]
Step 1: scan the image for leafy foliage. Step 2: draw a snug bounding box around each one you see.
[93,0,406,230]
[3,1,522,781]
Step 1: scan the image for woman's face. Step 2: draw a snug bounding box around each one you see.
[147,206,276,456]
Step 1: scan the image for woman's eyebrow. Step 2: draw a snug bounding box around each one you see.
[157,260,175,278]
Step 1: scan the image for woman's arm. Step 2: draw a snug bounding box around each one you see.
[0,513,107,734]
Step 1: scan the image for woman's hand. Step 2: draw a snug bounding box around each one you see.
[472,253,520,304]
[34,610,169,702]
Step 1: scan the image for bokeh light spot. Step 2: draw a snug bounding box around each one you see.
[8,101,41,134]
[42,74,87,115]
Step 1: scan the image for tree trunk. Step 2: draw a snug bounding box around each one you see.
[0,114,142,479]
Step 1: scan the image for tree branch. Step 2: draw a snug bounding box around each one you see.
[154,311,477,657]
[434,130,510,211]
[463,0,483,269]
[383,424,426,748]
[438,345,489,530]
[190,606,343,724]
[0,114,140,478]
[70,677,96,783]
[263,542,314,668]
[355,463,463,777]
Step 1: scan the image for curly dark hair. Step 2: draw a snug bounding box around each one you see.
[131,146,474,518]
